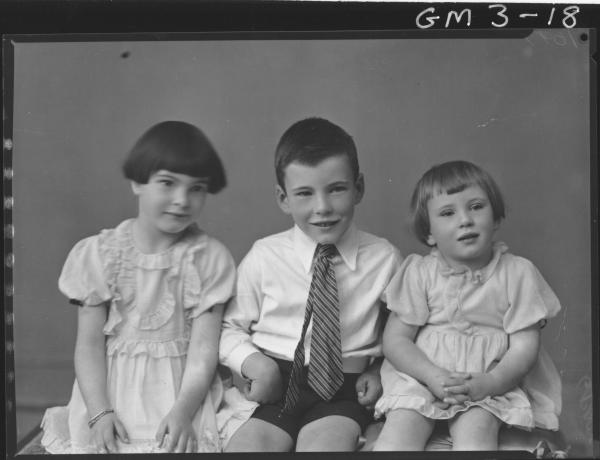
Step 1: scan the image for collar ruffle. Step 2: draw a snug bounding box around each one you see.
[431,241,508,285]
[96,219,206,355]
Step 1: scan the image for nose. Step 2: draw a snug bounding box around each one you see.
[458,209,474,227]
[172,186,189,207]
[314,192,333,215]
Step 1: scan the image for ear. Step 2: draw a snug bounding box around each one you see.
[426,234,436,246]
[131,181,142,195]
[354,173,365,204]
[276,185,291,215]
[493,219,501,232]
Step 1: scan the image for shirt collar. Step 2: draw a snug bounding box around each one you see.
[431,241,508,284]
[293,224,359,273]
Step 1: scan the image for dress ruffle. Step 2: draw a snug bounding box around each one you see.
[41,379,256,454]
[375,359,535,430]
[106,336,189,358]
[97,220,208,335]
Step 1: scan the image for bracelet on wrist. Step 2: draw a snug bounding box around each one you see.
[88,409,114,429]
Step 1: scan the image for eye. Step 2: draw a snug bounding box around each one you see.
[330,185,348,194]
[159,179,173,187]
[295,190,312,197]
[190,183,208,193]
[471,201,485,210]
[440,209,454,217]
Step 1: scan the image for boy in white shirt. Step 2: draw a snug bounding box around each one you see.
[219,117,402,451]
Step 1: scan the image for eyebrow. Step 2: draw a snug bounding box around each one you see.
[154,173,209,185]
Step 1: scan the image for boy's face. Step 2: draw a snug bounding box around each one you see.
[276,155,364,245]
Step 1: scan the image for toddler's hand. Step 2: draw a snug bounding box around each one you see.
[241,352,283,404]
[356,369,382,410]
[155,407,197,453]
[425,369,471,407]
[90,413,129,454]
[443,372,496,404]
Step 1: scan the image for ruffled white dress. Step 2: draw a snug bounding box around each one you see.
[375,242,562,431]
[41,219,257,454]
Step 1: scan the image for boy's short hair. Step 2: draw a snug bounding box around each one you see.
[411,160,505,246]
[122,121,226,193]
[275,117,359,190]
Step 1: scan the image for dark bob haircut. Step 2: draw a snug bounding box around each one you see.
[274,117,359,190]
[410,160,505,246]
[122,121,226,193]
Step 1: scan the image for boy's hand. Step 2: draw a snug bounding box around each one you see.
[155,406,197,453]
[241,352,283,404]
[90,413,129,454]
[355,369,382,410]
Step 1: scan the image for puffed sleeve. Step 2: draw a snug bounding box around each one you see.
[186,236,236,318]
[503,256,562,334]
[58,236,112,306]
[384,253,430,326]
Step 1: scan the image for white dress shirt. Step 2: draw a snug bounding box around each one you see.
[219,225,402,377]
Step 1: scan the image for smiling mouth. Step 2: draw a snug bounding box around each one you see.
[311,221,339,228]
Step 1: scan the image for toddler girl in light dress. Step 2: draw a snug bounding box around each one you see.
[41,121,254,454]
[374,160,562,451]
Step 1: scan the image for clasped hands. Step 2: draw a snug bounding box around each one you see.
[426,368,496,409]
[240,352,382,409]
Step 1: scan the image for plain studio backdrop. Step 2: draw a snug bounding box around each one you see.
[8,31,593,455]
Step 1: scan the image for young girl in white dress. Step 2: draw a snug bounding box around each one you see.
[373,160,562,451]
[41,121,249,454]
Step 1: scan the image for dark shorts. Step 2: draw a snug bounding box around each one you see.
[250,357,372,440]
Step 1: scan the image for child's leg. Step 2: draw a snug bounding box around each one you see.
[448,407,501,450]
[372,408,435,451]
[224,418,294,452]
[296,415,361,451]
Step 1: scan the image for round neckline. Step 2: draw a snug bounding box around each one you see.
[432,241,508,283]
[125,219,190,257]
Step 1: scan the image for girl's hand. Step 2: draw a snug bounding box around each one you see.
[443,372,497,404]
[241,352,283,404]
[155,407,197,453]
[90,413,129,454]
[425,369,471,408]
[355,369,383,410]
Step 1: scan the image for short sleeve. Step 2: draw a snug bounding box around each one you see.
[58,236,112,306]
[503,257,562,334]
[384,254,430,326]
[219,242,264,375]
[187,237,236,318]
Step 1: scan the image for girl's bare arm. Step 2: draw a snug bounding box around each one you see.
[155,304,224,452]
[383,311,470,402]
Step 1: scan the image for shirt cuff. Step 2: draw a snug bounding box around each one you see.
[225,341,262,377]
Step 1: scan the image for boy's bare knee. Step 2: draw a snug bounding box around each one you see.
[225,418,293,452]
[296,416,361,451]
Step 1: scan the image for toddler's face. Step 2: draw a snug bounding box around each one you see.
[132,170,209,236]
[426,184,498,271]
[277,155,364,245]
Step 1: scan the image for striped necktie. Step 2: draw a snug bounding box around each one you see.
[282,243,344,413]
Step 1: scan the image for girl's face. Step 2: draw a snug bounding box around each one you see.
[426,184,498,271]
[132,170,208,238]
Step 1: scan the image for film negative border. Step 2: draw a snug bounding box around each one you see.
[3,36,17,458]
